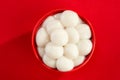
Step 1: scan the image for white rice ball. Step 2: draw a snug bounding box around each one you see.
[64,44,79,59]
[56,56,74,72]
[75,24,91,39]
[53,13,61,20]
[46,20,63,34]
[51,29,68,46]
[42,16,55,28]
[45,42,64,59]
[36,28,49,47]
[77,40,92,56]
[73,56,85,67]
[60,10,79,27]
[37,47,45,58]
[66,27,79,43]
[43,54,56,68]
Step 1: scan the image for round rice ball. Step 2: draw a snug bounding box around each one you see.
[37,47,45,58]
[64,44,79,59]
[60,10,79,27]
[45,42,64,59]
[66,27,79,43]
[75,24,91,39]
[56,56,74,72]
[36,28,49,47]
[42,16,55,28]
[46,20,63,34]
[77,40,92,56]
[50,29,68,46]
[73,56,85,67]
[43,54,56,68]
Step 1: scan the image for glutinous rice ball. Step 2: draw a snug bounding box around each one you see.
[60,10,79,27]
[45,42,64,59]
[43,54,56,68]
[50,29,68,46]
[36,28,49,47]
[77,40,92,56]
[64,43,79,59]
[56,56,74,72]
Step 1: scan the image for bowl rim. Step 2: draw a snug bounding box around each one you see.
[32,9,96,73]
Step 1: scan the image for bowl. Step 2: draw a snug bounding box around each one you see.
[32,9,96,73]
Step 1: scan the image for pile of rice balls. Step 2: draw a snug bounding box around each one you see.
[36,10,93,72]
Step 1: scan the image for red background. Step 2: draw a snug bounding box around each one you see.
[0,0,120,80]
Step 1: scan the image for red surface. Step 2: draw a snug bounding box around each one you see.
[0,0,120,80]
